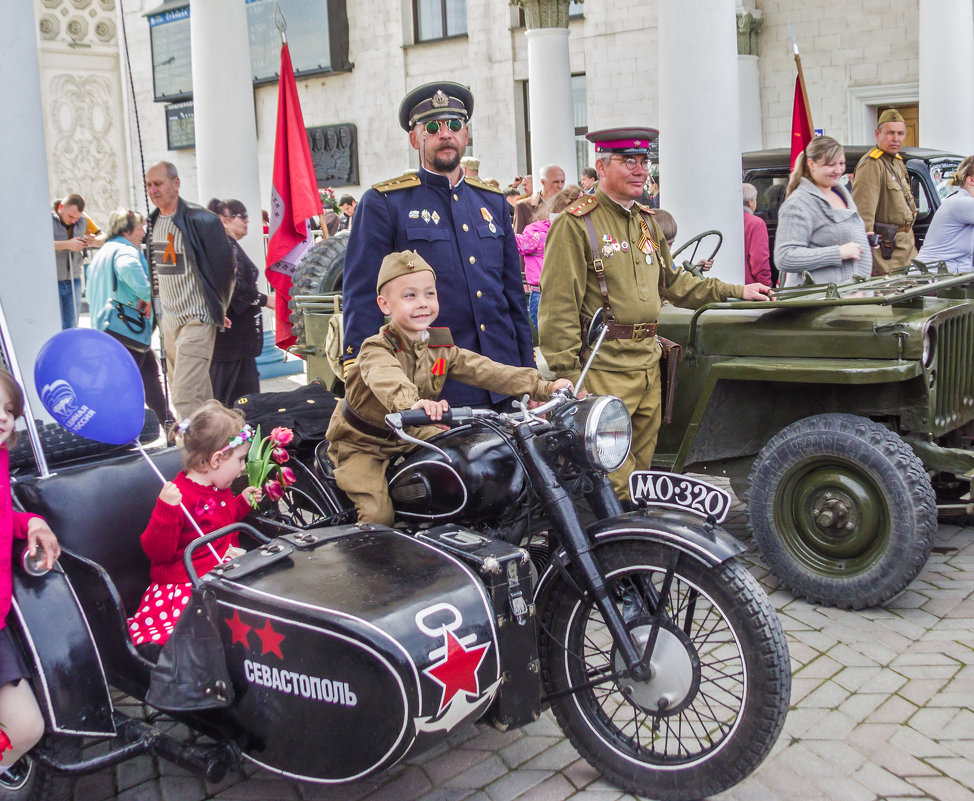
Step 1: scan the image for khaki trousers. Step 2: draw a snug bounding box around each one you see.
[161,317,216,420]
[584,366,661,501]
[327,439,396,526]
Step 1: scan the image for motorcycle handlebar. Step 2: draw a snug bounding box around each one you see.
[386,406,474,429]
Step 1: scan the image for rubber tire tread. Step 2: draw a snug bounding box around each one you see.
[540,540,791,801]
[0,734,80,801]
[287,234,348,347]
[8,411,160,473]
[746,413,936,609]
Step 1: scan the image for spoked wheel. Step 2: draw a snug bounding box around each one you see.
[0,735,80,801]
[540,541,790,801]
[273,484,330,528]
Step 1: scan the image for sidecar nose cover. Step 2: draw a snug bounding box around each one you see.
[205,525,501,784]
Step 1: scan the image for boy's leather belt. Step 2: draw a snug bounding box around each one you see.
[341,399,396,440]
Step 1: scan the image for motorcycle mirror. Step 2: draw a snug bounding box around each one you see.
[586,308,607,347]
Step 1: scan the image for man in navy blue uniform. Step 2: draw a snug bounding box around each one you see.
[342,81,535,408]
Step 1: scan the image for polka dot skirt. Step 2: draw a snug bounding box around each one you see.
[127,583,192,646]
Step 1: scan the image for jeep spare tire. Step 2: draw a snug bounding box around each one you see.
[746,413,935,609]
[288,233,348,347]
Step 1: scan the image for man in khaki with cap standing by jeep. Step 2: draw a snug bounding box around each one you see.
[539,128,773,501]
[851,108,918,274]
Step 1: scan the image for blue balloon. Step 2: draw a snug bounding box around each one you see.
[34,329,146,445]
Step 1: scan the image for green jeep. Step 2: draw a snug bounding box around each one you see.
[653,267,974,609]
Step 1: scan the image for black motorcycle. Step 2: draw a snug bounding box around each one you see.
[258,314,793,800]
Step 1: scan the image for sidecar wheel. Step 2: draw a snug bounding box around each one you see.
[0,735,79,801]
[540,541,790,801]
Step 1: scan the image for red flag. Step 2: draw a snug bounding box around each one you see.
[266,43,323,350]
[790,54,814,170]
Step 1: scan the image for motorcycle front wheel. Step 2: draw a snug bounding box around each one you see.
[540,541,790,801]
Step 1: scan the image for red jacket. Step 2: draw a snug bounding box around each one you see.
[1,447,41,630]
[743,210,772,286]
[141,472,251,585]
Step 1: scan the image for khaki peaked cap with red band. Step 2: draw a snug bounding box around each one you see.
[376,250,437,293]
[398,81,474,132]
[586,127,660,155]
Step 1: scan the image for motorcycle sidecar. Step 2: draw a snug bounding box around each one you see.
[10,447,535,788]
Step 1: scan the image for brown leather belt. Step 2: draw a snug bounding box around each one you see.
[580,316,658,342]
[341,399,396,440]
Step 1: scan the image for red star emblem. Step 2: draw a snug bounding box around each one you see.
[255,619,286,659]
[224,610,251,646]
[423,630,490,713]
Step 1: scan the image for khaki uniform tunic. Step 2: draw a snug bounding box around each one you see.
[851,148,918,274]
[539,189,742,498]
[326,322,556,525]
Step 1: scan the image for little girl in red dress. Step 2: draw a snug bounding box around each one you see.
[128,401,260,649]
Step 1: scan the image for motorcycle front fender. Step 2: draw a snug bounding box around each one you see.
[535,508,746,605]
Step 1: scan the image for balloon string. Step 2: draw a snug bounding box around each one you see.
[135,442,224,564]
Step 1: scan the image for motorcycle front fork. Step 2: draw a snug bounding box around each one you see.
[515,425,660,681]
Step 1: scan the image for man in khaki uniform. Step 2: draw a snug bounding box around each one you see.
[851,108,918,275]
[327,250,571,525]
[539,128,773,500]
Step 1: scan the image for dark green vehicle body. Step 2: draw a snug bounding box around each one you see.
[652,269,974,608]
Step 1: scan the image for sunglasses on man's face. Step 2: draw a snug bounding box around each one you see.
[424,119,464,134]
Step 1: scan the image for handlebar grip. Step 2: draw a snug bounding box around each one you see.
[387,406,473,429]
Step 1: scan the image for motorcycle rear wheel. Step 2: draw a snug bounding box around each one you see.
[540,541,790,801]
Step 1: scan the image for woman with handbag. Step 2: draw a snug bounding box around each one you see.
[87,209,172,431]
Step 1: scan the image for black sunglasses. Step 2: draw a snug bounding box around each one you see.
[424,119,464,134]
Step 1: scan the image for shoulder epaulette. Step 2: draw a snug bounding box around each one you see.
[427,328,455,348]
[465,176,503,195]
[569,195,598,217]
[894,153,903,160]
[868,148,884,159]
[635,202,655,215]
[382,329,405,352]
[373,173,422,193]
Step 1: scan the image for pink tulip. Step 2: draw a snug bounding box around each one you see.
[280,466,297,486]
[263,480,284,501]
[272,447,290,464]
[270,426,294,447]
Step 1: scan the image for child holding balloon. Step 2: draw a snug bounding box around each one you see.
[127,401,260,651]
[0,369,60,771]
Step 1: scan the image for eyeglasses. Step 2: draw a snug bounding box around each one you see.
[424,119,464,134]
[231,214,248,221]
[610,156,651,172]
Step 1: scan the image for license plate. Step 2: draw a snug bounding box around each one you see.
[629,471,732,524]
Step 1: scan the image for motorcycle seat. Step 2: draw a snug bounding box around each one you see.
[12,447,183,615]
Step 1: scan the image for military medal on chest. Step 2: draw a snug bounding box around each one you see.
[601,234,622,259]
[431,357,446,391]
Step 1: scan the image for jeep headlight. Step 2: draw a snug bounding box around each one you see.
[568,395,632,472]
[923,327,936,368]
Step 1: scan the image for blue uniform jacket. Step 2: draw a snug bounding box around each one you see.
[343,167,534,406]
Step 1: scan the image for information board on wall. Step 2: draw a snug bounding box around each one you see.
[165,101,195,150]
[147,0,333,103]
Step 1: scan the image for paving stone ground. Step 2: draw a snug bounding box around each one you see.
[65,372,974,801]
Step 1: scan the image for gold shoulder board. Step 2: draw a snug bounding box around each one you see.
[373,173,423,193]
[465,176,503,195]
[868,148,884,159]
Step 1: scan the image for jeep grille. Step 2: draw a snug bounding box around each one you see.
[934,311,974,430]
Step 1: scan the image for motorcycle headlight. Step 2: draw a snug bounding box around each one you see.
[569,395,632,472]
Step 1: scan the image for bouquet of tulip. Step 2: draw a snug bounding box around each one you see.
[319,187,341,214]
[0,725,11,755]
[246,426,297,508]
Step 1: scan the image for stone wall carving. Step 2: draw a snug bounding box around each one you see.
[736,7,764,56]
[511,0,573,29]
[36,0,116,47]
[308,124,359,187]
[47,73,119,215]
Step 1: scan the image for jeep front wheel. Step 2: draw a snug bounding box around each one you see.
[746,413,936,609]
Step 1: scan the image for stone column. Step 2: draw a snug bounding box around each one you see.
[737,6,764,152]
[0,0,60,410]
[919,0,974,154]
[658,1,744,285]
[190,0,264,269]
[516,0,578,181]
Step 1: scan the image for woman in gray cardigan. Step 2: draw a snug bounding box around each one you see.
[774,136,873,287]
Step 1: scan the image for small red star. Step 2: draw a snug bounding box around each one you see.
[424,630,490,713]
[224,610,251,646]
[255,619,286,659]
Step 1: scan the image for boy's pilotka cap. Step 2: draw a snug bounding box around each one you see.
[376,250,436,293]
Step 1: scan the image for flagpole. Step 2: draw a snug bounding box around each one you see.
[794,49,814,135]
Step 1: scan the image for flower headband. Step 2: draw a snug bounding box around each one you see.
[220,424,256,453]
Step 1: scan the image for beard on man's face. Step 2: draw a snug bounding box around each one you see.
[424,139,462,174]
